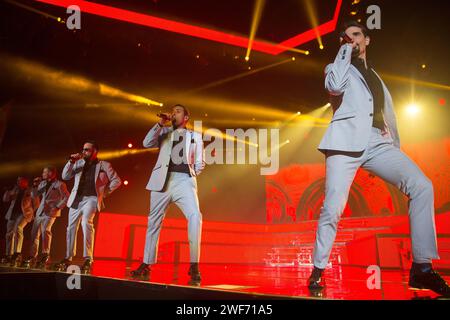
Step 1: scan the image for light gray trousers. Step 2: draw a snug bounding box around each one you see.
[143,172,202,265]
[66,196,97,260]
[313,127,439,269]
[30,214,56,257]
[5,215,28,255]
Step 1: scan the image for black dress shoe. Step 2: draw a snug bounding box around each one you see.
[0,255,12,264]
[81,258,93,274]
[130,263,150,279]
[21,256,36,268]
[9,253,22,267]
[188,263,201,286]
[308,266,325,290]
[409,268,450,297]
[36,254,50,269]
[54,258,71,271]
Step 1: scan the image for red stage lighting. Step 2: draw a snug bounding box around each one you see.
[37,0,343,55]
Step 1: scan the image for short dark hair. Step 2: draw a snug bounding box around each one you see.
[173,104,190,118]
[84,140,99,151]
[340,20,369,38]
[44,166,57,176]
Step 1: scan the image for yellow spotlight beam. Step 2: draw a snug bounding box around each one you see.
[0,148,155,178]
[304,0,324,49]
[89,104,261,148]
[98,148,157,160]
[177,93,332,123]
[277,111,302,129]
[183,57,295,95]
[279,46,310,55]
[201,116,328,128]
[273,102,330,162]
[103,103,288,145]
[273,139,291,151]
[94,105,330,150]
[380,73,450,91]
[245,0,267,61]
[0,53,163,106]
[294,113,330,124]
[199,128,259,147]
[5,0,60,21]
[105,102,329,145]
[181,95,295,119]
[99,84,162,106]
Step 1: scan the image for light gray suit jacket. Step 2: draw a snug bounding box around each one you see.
[62,159,122,211]
[318,43,400,153]
[3,187,39,222]
[143,123,205,191]
[32,179,70,218]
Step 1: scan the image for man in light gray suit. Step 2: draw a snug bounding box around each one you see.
[131,104,205,285]
[2,177,39,266]
[56,141,122,273]
[308,21,449,297]
[22,166,69,269]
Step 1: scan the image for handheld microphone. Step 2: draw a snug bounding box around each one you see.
[340,32,353,45]
[340,32,360,56]
[157,113,171,121]
[68,153,82,161]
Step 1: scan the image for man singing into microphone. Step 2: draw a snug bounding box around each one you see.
[22,166,69,269]
[308,21,450,297]
[55,141,122,273]
[131,104,205,286]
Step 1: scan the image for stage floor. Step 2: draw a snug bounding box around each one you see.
[1,261,449,300]
[4,260,446,300]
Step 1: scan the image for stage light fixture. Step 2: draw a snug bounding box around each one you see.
[405,103,421,116]
[304,0,324,55]
[245,0,266,61]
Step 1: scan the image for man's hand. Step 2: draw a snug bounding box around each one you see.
[49,207,59,216]
[340,33,358,49]
[69,153,82,163]
[158,113,171,126]
[32,177,42,188]
[103,189,111,199]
